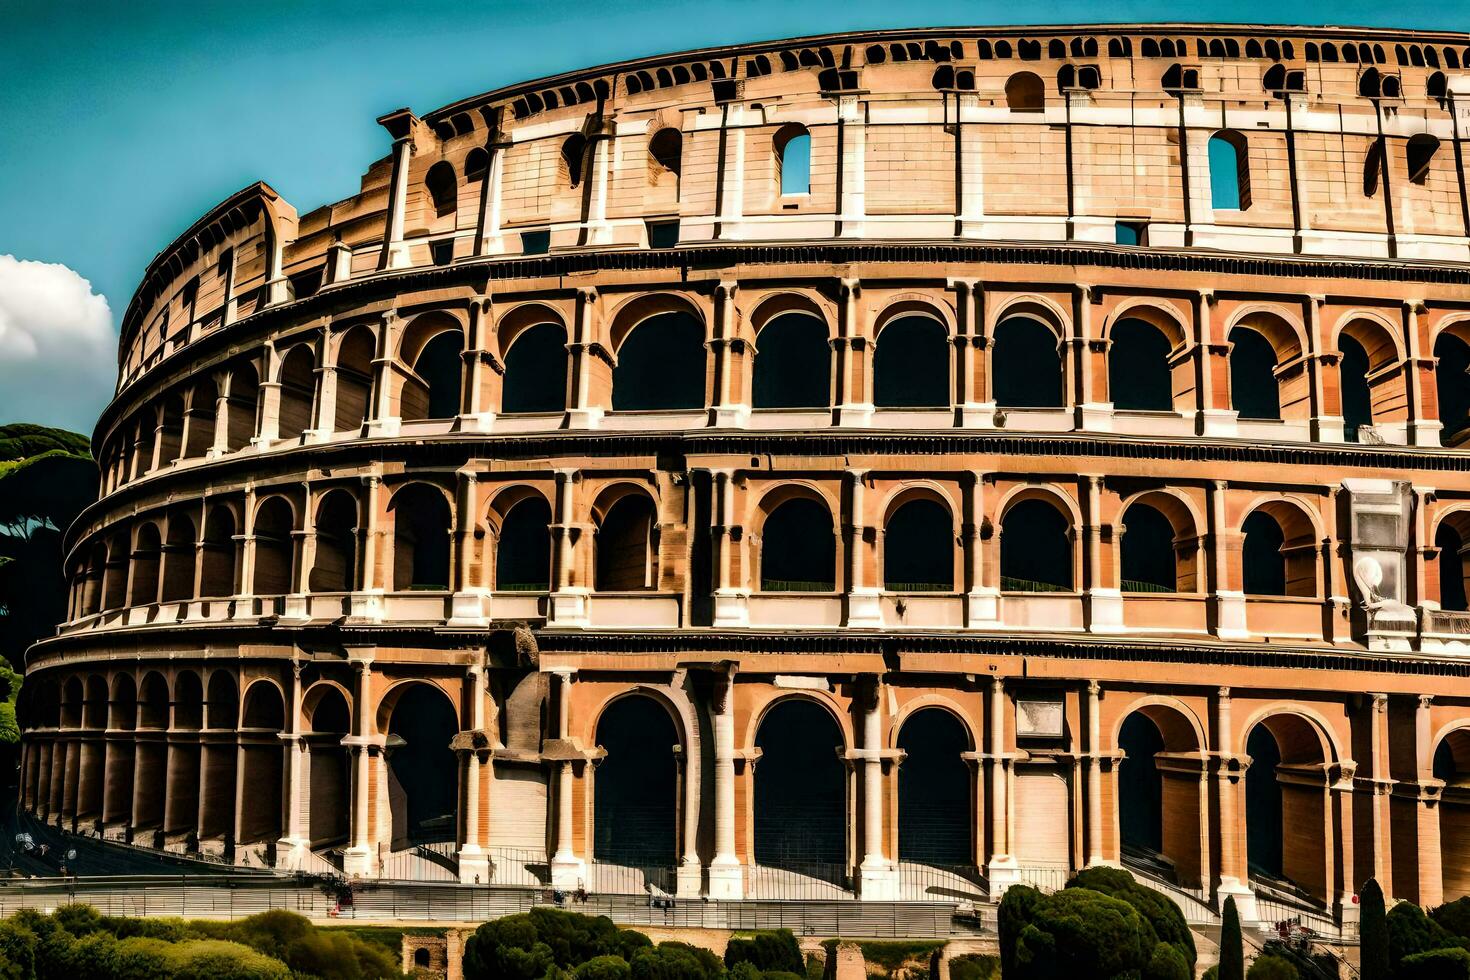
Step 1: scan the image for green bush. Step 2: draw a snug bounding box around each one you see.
[1401,947,1470,980]
[725,930,803,974]
[574,954,634,980]
[0,919,36,980]
[1363,878,1391,980]
[1388,898,1459,971]
[997,884,1046,978]
[217,911,399,980]
[948,953,1000,980]
[463,908,649,980]
[628,941,722,980]
[1246,954,1299,980]
[163,939,292,980]
[1435,898,1470,941]
[1145,941,1192,980]
[1013,887,1154,980]
[1067,866,1196,969]
[1218,895,1244,980]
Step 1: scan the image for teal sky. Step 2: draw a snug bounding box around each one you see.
[2,0,1469,434]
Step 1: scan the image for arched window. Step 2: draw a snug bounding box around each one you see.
[501,323,568,414]
[160,516,196,602]
[1436,519,1469,612]
[1241,504,1317,598]
[386,685,459,847]
[1000,498,1073,592]
[334,327,375,434]
[392,484,451,591]
[425,161,457,217]
[129,523,161,606]
[992,318,1063,408]
[1339,334,1372,441]
[1005,72,1045,111]
[593,695,678,866]
[752,314,831,409]
[1229,327,1281,420]
[225,362,259,452]
[1208,132,1251,210]
[883,498,955,591]
[276,345,316,442]
[561,134,588,189]
[496,496,552,591]
[596,494,656,591]
[874,316,950,408]
[612,312,705,411]
[1437,332,1470,444]
[649,128,682,185]
[464,147,489,182]
[306,687,351,845]
[182,379,218,458]
[1109,319,1174,411]
[1408,134,1441,185]
[761,497,836,592]
[774,124,811,195]
[404,329,464,421]
[311,491,358,593]
[199,506,237,598]
[1120,503,1177,592]
[1242,510,1287,596]
[253,498,295,596]
[897,710,972,866]
[754,700,845,868]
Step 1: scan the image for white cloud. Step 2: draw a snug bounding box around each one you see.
[0,255,117,435]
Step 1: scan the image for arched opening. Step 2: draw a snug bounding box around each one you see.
[306,686,350,846]
[752,313,831,409]
[1242,504,1317,597]
[165,672,203,837]
[874,316,950,408]
[501,323,568,414]
[561,134,588,189]
[897,709,971,865]
[1435,730,1470,900]
[129,523,161,606]
[760,496,836,592]
[1435,331,1470,445]
[1245,715,1332,905]
[239,682,284,845]
[276,345,316,442]
[425,161,457,217]
[199,672,239,843]
[102,675,137,825]
[774,124,811,195]
[1438,516,1470,611]
[1229,327,1282,420]
[391,484,451,591]
[495,495,552,591]
[649,128,682,196]
[1209,131,1252,210]
[1000,497,1073,592]
[225,362,259,452]
[1337,318,1402,442]
[1109,319,1175,412]
[1408,134,1440,185]
[1005,72,1045,111]
[81,543,105,616]
[415,949,432,969]
[593,695,679,867]
[612,312,705,411]
[157,393,184,466]
[182,379,218,458]
[132,672,169,835]
[1339,334,1373,441]
[1117,707,1205,887]
[334,327,375,434]
[386,684,459,848]
[101,532,130,610]
[311,490,358,593]
[160,516,196,602]
[1120,503,1178,593]
[253,498,295,596]
[992,318,1063,408]
[754,699,845,869]
[199,506,237,598]
[883,498,955,591]
[403,328,464,422]
[595,493,656,591]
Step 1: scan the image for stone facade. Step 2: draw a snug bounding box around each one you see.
[21,24,1470,929]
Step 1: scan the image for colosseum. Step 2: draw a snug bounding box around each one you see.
[22,21,1470,931]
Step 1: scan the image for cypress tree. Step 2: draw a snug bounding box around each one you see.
[1217,895,1244,980]
[1360,878,1390,980]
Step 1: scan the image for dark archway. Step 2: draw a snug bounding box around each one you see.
[392,484,451,591]
[239,682,284,845]
[992,318,1062,408]
[612,313,705,411]
[1118,714,1165,856]
[1435,332,1470,444]
[596,494,656,591]
[1121,503,1177,592]
[1245,724,1285,880]
[1435,731,1470,900]
[253,498,295,596]
[199,506,237,598]
[754,699,845,867]
[496,496,552,591]
[593,695,679,867]
[502,323,568,414]
[226,362,259,452]
[160,516,196,602]
[129,523,161,606]
[897,709,971,865]
[334,327,375,434]
[1000,498,1073,591]
[874,316,950,408]
[883,498,955,591]
[1242,511,1287,596]
[1109,319,1174,411]
[1439,521,1469,611]
[406,330,464,421]
[307,687,350,846]
[311,491,358,593]
[760,497,836,592]
[387,684,459,848]
[753,314,830,409]
[1229,327,1281,420]
[276,345,316,442]
[1339,334,1373,442]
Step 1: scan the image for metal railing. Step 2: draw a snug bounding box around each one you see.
[584,856,677,897]
[376,841,459,883]
[744,861,853,901]
[1014,865,1073,894]
[895,862,988,904]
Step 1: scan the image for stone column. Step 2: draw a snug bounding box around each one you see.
[379,132,415,270]
[713,104,747,239]
[1215,688,1257,921]
[283,484,314,622]
[834,278,873,426]
[964,474,1000,626]
[1085,681,1106,866]
[1084,475,1123,632]
[707,665,742,899]
[276,660,310,868]
[1306,296,1346,442]
[308,326,338,443]
[458,662,491,883]
[712,469,749,627]
[1404,300,1444,448]
[1410,694,1444,906]
[1209,480,1248,639]
[366,312,404,438]
[342,658,377,877]
[987,675,1019,891]
[449,470,487,625]
[254,343,282,448]
[858,678,898,899]
[351,475,385,620]
[1194,290,1237,437]
[836,95,867,238]
[475,121,510,256]
[567,288,604,429]
[549,669,586,888]
[549,468,590,626]
[1072,286,1113,431]
[950,278,993,427]
[846,470,882,627]
[710,281,748,427]
[1360,693,1395,897]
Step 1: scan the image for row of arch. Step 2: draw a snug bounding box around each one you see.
[102,294,1470,492]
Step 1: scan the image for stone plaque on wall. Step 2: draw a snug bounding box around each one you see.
[1015,698,1065,738]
